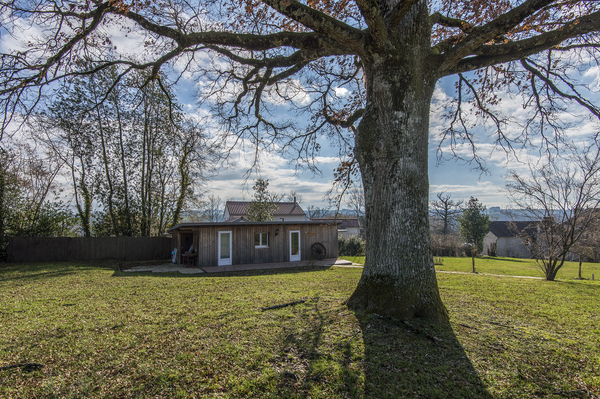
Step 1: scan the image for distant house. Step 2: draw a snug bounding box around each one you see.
[483,221,535,258]
[311,217,360,238]
[224,200,306,222]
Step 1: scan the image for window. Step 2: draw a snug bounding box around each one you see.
[255,232,268,248]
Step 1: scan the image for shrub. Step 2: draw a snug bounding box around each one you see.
[338,236,365,256]
[430,232,467,257]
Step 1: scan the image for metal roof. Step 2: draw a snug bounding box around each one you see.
[224,216,250,223]
[488,221,537,237]
[311,218,360,228]
[168,220,339,232]
[225,201,306,216]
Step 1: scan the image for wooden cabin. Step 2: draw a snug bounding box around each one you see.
[168,220,339,267]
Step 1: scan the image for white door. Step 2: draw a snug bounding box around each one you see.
[218,231,232,266]
[289,230,301,261]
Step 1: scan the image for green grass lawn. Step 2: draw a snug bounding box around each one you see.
[341,255,600,280]
[1,261,599,398]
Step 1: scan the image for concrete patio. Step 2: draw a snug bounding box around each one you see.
[122,258,360,274]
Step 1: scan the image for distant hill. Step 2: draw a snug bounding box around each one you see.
[484,207,569,222]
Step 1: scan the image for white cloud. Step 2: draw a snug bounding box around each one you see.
[334,87,349,97]
[429,181,507,207]
[204,139,336,206]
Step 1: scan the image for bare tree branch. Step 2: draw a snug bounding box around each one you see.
[430,12,473,33]
[440,0,557,70]
[521,58,600,120]
[259,0,366,51]
[444,11,600,75]
[354,0,387,45]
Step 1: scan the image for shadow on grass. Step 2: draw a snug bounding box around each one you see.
[0,262,115,283]
[355,315,491,399]
[111,265,335,279]
[553,279,600,293]
[267,298,491,398]
[481,256,530,263]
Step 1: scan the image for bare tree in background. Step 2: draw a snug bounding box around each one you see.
[305,205,332,220]
[34,69,214,236]
[430,191,464,256]
[346,185,365,219]
[506,145,600,281]
[431,192,463,235]
[0,140,77,244]
[285,191,303,205]
[202,194,225,222]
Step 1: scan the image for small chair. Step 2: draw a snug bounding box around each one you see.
[182,244,196,267]
[182,251,196,267]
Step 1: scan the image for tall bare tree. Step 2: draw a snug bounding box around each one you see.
[34,68,213,236]
[3,0,600,319]
[286,191,303,205]
[506,145,600,281]
[431,191,463,235]
[346,184,365,219]
[201,194,225,222]
[305,205,332,220]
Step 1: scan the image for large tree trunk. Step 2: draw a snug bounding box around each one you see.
[347,7,447,321]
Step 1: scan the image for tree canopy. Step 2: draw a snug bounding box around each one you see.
[2,0,599,151]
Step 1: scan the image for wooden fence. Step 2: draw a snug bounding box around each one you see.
[7,236,173,263]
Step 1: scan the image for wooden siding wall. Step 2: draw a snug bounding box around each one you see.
[8,237,172,263]
[174,224,338,267]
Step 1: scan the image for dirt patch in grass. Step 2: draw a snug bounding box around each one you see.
[118,259,172,271]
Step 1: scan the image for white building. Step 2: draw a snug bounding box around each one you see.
[483,221,533,258]
[311,218,360,238]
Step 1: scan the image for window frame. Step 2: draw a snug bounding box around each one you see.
[254,232,269,248]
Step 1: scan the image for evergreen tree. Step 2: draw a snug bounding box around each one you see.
[458,197,490,272]
[246,179,279,222]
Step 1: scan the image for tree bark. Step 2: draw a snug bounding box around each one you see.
[0,162,5,258]
[114,91,133,236]
[347,9,448,321]
[172,145,190,227]
[544,257,560,281]
[92,89,117,234]
[71,155,92,237]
